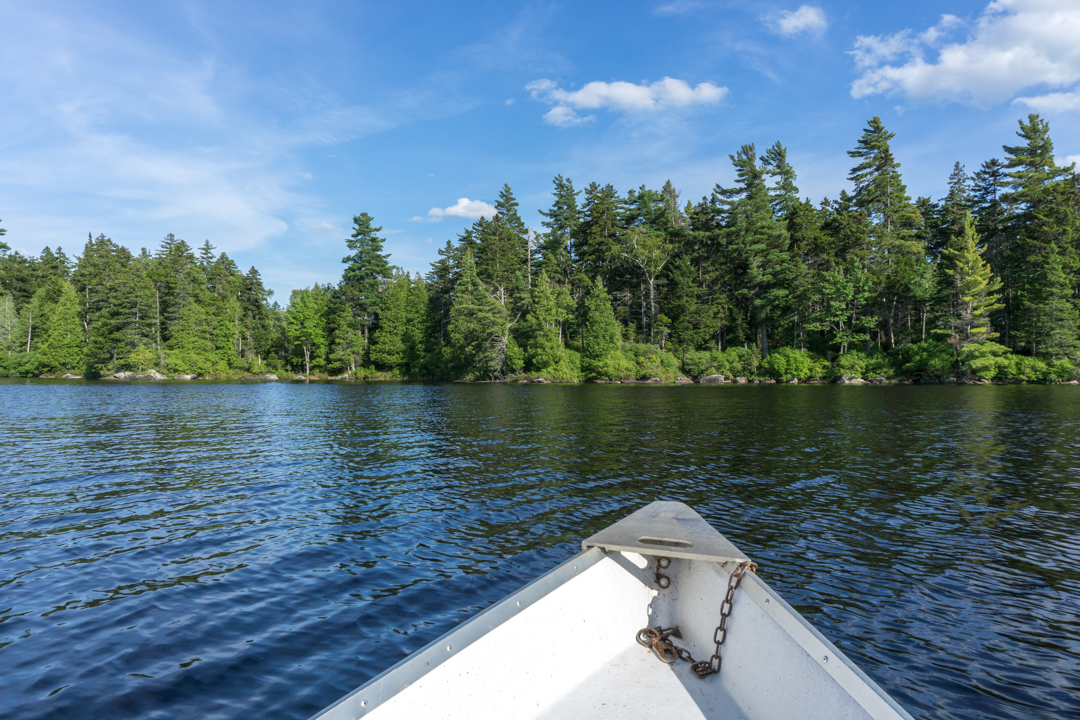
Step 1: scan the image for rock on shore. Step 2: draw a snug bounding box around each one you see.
[245,374,279,380]
[109,369,168,380]
[699,374,725,384]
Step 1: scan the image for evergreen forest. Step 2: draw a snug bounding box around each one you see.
[3,113,1080,384]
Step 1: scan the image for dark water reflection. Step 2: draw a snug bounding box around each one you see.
[1,380,1078,719]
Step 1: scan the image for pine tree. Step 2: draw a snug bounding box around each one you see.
[941,214,1004,349]
[717,144,796,357]
[846,117,924,349]
[341,213,391,346]
[761,141,800,217]
[1002,113,1079,357]
[537,175,579,285]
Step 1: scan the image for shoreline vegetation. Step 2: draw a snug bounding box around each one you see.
[3,114,1080,387]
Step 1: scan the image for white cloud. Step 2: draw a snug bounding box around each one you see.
[505,98,516,105]
[1014,89,1080,112]
[850,0,1080,105]
[295,172,313,180]
[1064,154,1080,167]
[526,76,728,127]
[769,5,828,36]
[413,198,497,222]
[306,221,340,231]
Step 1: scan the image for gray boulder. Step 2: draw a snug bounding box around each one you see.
[293,375,308,381]
[245,374,279,380]
[531,377,550,384]
[174,374,197,380]
[60,373,83,379]
[110,371,135,380]
[786,378,798,384]
[674,377,693,384]
[645,377,662,384]
[871,377,887,384]
[836,376,867,384]
[699,374,725,384]
[734,376,748,384]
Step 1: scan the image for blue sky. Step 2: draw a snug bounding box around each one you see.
[2,0,1079,301]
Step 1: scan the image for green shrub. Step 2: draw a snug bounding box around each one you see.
[900,341,955,379]
[1046,358,1078,383]
[585,350,635,380]
[534,348,582,382]
[959,342,1010,380]
[624,344,680,381]
[709,346,760,379]
[1000,355,1049,382]
[682,350,716,379]
[761,347,824,380]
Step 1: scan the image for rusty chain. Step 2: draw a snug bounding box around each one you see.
[635,558,758,679]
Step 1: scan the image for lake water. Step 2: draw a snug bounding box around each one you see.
[1,380,1078,719]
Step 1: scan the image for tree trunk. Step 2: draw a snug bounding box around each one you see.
[759,321,769,358]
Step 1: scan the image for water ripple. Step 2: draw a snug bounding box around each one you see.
[1,381,1079,718]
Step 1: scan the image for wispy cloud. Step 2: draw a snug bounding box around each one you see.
[412,198,497,222]
[850,1,1080,105]
[306,221,341,231]
[766,5,828,36]
[654,1,710,15]
[526,77,728,127]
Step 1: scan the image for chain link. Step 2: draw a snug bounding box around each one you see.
[635,558,758,680]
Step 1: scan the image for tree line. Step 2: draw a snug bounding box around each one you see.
[2,113,1078,383]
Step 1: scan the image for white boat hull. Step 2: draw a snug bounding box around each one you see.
[312,502,913,720]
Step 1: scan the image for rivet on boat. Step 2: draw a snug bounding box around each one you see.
[516,601,521,606]
[360,700,367,707]
[823,655,829,664]
[765,598,770,605]
[447,645,453,652]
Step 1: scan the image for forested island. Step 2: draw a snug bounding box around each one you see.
[2,113,1078,384]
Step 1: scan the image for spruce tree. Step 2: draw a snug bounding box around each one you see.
[37,280,83,373]
[369,271,409,371]
[403,274,429,376]
[329,306,365,375]
[448,251,509,379]
[341,213,391,346]
[523,270,568,372]
[575,183,623,279]
[581,277,623,378]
